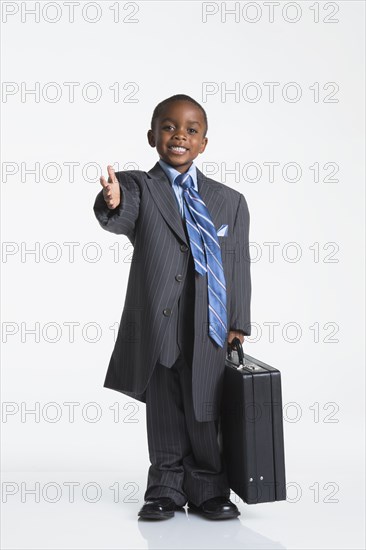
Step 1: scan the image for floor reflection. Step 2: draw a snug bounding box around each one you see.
[137,505,286,549]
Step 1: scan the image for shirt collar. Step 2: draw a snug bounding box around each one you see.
[158,158,198,189]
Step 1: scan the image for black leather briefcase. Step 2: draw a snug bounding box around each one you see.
[220,337,286,504]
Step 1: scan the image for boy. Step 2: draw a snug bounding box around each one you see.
[93,94,251,520]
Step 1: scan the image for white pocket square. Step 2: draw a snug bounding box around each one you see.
[217,224,228,237]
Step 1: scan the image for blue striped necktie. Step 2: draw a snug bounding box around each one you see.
[175,172,227,347]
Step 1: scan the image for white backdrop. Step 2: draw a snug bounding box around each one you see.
[1,1,365,549]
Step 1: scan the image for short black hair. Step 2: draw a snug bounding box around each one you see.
[150,94,208,137]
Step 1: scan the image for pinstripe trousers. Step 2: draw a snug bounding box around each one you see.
[144,352,231,507]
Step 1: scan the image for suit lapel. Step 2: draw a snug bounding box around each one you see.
[145,161,225,245]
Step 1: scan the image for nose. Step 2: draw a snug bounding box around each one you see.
[173,128,187,140]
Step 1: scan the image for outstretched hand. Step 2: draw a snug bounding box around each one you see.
[100,165,121,209]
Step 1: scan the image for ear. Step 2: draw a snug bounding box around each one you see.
[147,129,156,148]
[199,136,208,154]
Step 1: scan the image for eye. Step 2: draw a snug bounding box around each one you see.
[163,125,174,130]
[188,128,198,134]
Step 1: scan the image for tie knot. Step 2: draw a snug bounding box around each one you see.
[175,172,193,190]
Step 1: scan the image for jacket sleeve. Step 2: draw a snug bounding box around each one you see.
[93,171,141,242]
[229,193,252,336]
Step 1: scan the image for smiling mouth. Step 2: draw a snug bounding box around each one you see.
[168,146,188,154]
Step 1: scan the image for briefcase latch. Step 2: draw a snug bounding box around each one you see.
[238,362,258,371]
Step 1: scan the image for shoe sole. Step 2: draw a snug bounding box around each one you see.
[138,510,174,520]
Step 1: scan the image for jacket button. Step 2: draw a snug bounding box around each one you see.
[175,274,183,282]
[180,244,188,252]
[163,308,172,316]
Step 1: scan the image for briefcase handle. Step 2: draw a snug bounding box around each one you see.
[227,336,245,365]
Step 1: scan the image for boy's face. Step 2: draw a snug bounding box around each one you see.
[147,101,208,173]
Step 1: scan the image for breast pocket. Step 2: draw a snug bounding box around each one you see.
[216,224,229,237]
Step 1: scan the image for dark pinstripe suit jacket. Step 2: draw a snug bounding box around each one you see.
[93,161,251,422]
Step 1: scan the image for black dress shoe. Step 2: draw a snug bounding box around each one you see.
[188,496,240,520]
[138,497,184,520]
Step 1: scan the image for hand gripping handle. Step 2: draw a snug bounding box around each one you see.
[227,336,245,366]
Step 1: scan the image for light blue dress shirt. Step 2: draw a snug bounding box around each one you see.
[158,158,198,218]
